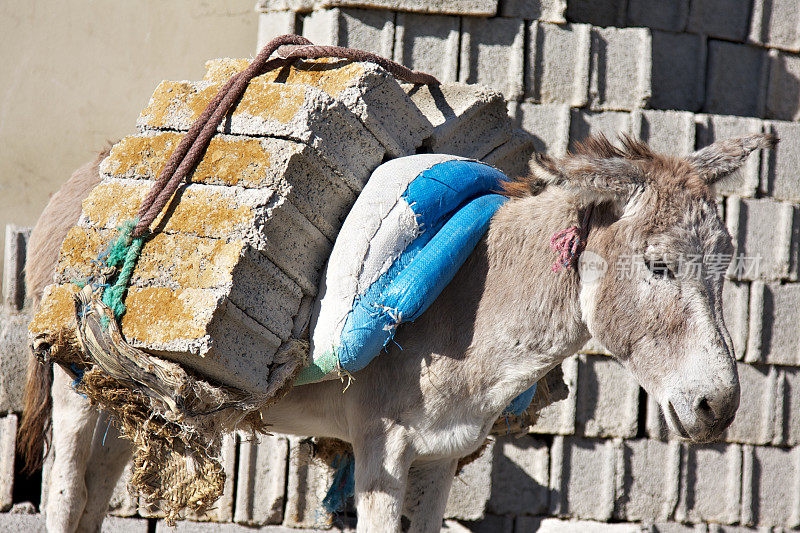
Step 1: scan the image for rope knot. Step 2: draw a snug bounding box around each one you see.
[550,226,583,272]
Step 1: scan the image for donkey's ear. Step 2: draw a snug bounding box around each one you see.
[551,153,645,205]
[687,133,778,184]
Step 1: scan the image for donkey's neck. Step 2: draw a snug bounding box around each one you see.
[467,187,590,411]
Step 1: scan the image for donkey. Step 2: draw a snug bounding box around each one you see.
[19,133,775,532]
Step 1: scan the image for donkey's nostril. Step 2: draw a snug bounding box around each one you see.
[693,396,716,424]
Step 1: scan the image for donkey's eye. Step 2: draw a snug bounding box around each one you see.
[645,259,674,279]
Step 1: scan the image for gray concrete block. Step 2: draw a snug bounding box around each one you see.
[530,355,578,435]
[500,0,565,21]
[569,110,632,150]
[301,8,394,59]
[549,436,619,521]
[403,82,513,159]
[107,461,138,517]
[575,354,639,438]
[2,226,29,312]
[616,439,681,522]
[631,109,695,156]
[482,129,535,178]
[393,13,459,82]
[511,102,571,156]
[525,22,591,108]
[0,312,30,413]
[723,362,779,445]
[518,517,648,532]
[283,437,334,529]
[256,0,497,16]
[748,0,800,52]
[256,11,299,50]
[565,0,627,27]
[460,17,524,100]
[652,523,708,533]
[674,442,742,525]
[746,281,800,366]
[486,435,549,516]
[645,392,670,441]
[762,120,800,202]
[589,27,652,111]
[443,516,513,533]
[781,366,800,446]
[234,434,289,525]
[445,441,493,521]
[704,40,769,118]
[722,279,750,361]
[0,513,45,532]
[627,0,688,32]
[101,517,149,533]
[740,445,800,528]
[0,415,16,511]
[650,31,705,112]
[767,49,800,121]
[696,114,763,197]
[725,197,798,282]
[188,433,235,522]
[686,0,751,41]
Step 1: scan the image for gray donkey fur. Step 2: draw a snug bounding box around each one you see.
[18,133,775,532]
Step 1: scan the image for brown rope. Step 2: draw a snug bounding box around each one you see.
[131,34,439,238]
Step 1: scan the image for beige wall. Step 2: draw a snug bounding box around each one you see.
[0,0,259,284]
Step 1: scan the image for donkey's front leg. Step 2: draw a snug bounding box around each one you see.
[403,458,458,533]
[352,428,413,533]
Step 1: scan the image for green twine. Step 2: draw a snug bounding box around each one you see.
[97,219,145,326]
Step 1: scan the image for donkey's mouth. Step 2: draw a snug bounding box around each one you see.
[666,402,691,440]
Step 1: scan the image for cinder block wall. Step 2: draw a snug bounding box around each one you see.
[1,0,800,531]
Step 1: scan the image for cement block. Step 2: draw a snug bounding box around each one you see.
[459,17,524,100]
[0,415,16,511]
[722,279,750,361]
[187,433,236,522]
[234,434,289,525]
[725,197,798,282]
[616,439,681,522]
[631,109,695,156]
[403,82,513,159]
[283,437,334,529]
[255,0,497,16]
[301,8,394,59]
[500,0,565,21]
[101,517,149,533]
[101,131,357,241]
[675,442,742,525]
[137,78,385,184]
[650,31,705,112]
[645,392,670,441]
[549,436,619,521]
[107,461,138,517]
[740,445,800,528]
[704,40,769,118]
[0,513,45,532]
[518,517,647,532]
[511,102,570,157]
[525,22,591,108]
[575,354,639,438]
[589,27,652,111]
[256,11,298,50]
[482,129,536,179]
[762,120,800,202]
[569,110,632,150]
[2,226,29,312]
[394,13,459,82]
[530,355,578,435]
[746,281,800,366]
[0,312,30,412]
[627,0,688,32]
[749,0,800,52]
[687,0,751,41]
[652,523,708,533]
[565,0,627,27]
[723,363,779,445]
[781,366,800,445]
[486,435,549,516]
[578,338,613,356]
[445,441,493,521]
[696,114,763,197]
[767,50,800,122]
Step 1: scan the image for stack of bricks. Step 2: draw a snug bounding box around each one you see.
[3,0,800,530]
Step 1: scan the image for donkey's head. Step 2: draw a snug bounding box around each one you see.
[533,134,776,442]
